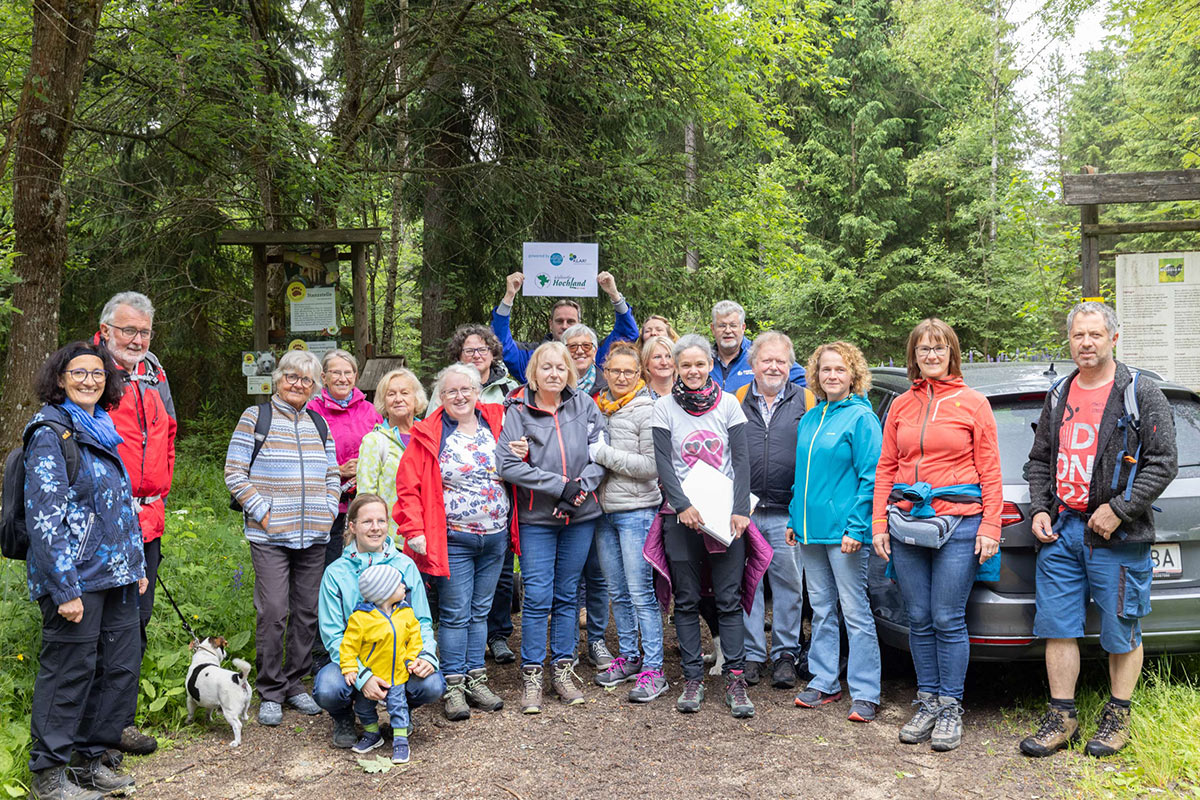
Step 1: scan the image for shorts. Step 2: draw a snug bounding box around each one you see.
[1033,509,1152,654]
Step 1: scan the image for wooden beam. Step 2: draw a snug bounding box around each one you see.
[1062,170,1200,205]
[1082,219,1200,235]
[1081,204,1100,299]
[218,228,383,246]
[351,243,370,365]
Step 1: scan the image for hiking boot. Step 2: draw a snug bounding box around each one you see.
[442,674,471,721]
[552,659,586,705]
[1020,706,1080,757]
[771,656,798,689]
[392,735,410,764]
[331,713,358,748]
[725,672,755,718]
[587,640,614,669]
[743,660,766,686]
[118,725,157,755]
[628,669,669,703]
[931,698,964,752]
[520,666,544,714]
[99,751,122,770]
[898,691,940,744]
[594,655,643,687]
[1085,701,1132,757]
[30,766,103,800]
[286,692,322,715]
[465,668,504,711]
[351,730,384,754]
[676,678,706,713]
[257,700,283,726]
[848,700,878,723]
[68,756,135,795]
[796,645,813,681]
[488,638,516,664]
[794,687,842,708]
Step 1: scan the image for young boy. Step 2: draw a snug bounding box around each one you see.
[341,563,424,763]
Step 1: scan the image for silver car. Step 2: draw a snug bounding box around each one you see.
[866,362,1200,660]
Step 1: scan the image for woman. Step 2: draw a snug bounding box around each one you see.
[225,349,340,726]
[589,342,668,702]
[24,342,144,799]
[394,363,514,720]
[309,349,383,566]
[641,335,676,400]
[563,323,607,398]
[786,341,883,722]
[497,342,606,713]
[357,368,427,537]
[446,324,520,404]
[640,315,679,344]
[314,494,443,750]
[871,319,1002,752]
[649,334,755,718]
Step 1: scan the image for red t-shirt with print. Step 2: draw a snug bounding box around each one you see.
[1056,379,1113,511]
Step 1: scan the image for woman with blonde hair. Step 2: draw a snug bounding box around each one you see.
[641,335,676,400]
[357,368,428,537]
[640,315,679,344]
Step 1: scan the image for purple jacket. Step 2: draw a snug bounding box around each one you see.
[308,387,383,512]
[642,503,774,614]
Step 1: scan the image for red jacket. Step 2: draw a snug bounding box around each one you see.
[393,403,518,576]
[94,333,178,543]
[871,375,1003,541]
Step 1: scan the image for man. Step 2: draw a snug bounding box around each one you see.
[1021,301,1177,758]
[94,292,178,757]
[735,332,814,687]
[491,270,638,383]
[709,301,805,392]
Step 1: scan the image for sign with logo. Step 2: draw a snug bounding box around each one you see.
[289,285,337,333]
[1116,251,1200,392]
[522,242,599,297]
[288,339,338,357]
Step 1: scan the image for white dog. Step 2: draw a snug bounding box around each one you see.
[185,636,253,747]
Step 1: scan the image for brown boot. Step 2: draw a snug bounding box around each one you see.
[551,659,585,705]
[520,666,544,715]
[1019,706,1080,757]
[1085,701,1131,757]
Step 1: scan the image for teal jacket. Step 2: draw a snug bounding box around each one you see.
[318,538,439,691]
[788,394,882,545]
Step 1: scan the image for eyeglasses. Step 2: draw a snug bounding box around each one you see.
[63,368,106,383]
[566,343,595,354]
[605,368,639,379]
[442,388,475,399]
[112,326,153,341]
[461,347,490,357]
[915,345,949,357]
[325,370,355,379]
[714,322,742,332]
[283,373,315,388]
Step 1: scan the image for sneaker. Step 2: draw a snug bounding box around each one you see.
[258,700,283,726]
[286,692,322,715]
[30,766,104,800]
[594,655,643,687]
[725,672,755,718]
[352,730,384,754]
[771,656,798,689]
[743,660,766,686]
[442,675,471,721]
[392,735,410,764]
[67,756,135,795]
[488,638,516,664]
[331,713,358,748]
[931,698,964,752]
[551,659,586,705]
[628,669,669,703]
[848,700,878,723]
[1020,706,1080,757]
[587,640,614,669]
[118,725,157,755]
[796,645,813,681]
[1085,701,1132,757]
[676,678,705,713]
[520,666,544,714]
[794,687,843,708]
[465,668,504,711]
[898,691,940,744]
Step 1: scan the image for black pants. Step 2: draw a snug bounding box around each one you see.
[487,548,517,644]
[139,537,162,656]
[664,517,746,680]
[29,585,141,772]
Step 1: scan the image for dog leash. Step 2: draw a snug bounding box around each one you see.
[157,572,201,642]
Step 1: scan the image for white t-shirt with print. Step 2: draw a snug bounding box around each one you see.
[651,391,747,484]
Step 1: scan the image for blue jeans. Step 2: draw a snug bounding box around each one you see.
[799,543,880,703]
[744,508,806,663]
[313,661,445,721]
[487,548,516,644]
[889,514,981,700]
[594,507,664,670]
[435,529,508,675]
[353,683,410,733]
[576,539,610,644]
[520,520,597,665]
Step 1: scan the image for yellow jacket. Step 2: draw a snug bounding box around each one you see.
[340,601,423,685]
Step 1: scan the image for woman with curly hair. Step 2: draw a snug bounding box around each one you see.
[444,324,519,405]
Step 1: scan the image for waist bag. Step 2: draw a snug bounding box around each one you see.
[886,482,981,549]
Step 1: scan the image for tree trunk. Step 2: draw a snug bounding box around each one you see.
[684,120,698,273]
[381,0,408,354]
[0,0,106,460]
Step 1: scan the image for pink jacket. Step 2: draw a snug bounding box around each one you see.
[308,388,383,512]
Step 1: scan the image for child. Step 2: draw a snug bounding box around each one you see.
[341,563,423,763]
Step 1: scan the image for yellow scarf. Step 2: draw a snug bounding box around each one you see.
[596,380,646,416]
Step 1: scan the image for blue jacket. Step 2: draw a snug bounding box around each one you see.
[490,302,640,383]
[711,338,806,393]
[23,405,145,604]
[788,394,882,545]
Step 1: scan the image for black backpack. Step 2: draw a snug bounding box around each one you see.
[229,403,330,512]
[2,421,83,560]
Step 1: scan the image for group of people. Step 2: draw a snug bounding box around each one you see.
[19,275,1177,795]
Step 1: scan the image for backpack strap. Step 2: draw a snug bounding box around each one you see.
[306,409,330,445]
[1112,369,1143,505]
[24,420,82,486]
[247,402,273,469]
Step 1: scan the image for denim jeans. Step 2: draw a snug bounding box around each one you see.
[312,661,445,720]
[435,529,508,675]
[487,548,516,644]
[519,520,597,665]
[889,513,981,700]
[798,543,880,703]
[594,507,664,670]
[744,508,805,663]
[353,683,410,733]
[576,539,610,644]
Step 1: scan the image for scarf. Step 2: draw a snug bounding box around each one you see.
[671,376,722,417]
[577,363,597,395]
[324,388,353,409]
[596,380,646,416]
[61,399,124,451]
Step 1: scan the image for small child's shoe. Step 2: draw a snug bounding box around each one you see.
[392,735,410,764]
[352,730,383,754]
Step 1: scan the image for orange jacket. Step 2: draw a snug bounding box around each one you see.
[871,376,1003,541]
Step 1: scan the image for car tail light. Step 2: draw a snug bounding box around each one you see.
[969,636,1035,645]
[1000,501,1024,527]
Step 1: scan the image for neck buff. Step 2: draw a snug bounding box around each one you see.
[671,376,721,417]
[577,363,597,394]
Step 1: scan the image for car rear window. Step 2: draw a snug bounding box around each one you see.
[1171,396,1200,477]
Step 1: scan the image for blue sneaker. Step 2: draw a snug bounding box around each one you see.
[352,730,384,754]
[392,735,410,764]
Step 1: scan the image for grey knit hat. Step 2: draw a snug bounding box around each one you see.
[358,564,404,605]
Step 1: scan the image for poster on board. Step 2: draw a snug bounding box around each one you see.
[288,339,338,357]
[522,242,599,297]
[287,282,338,333]
[1115,251,1200,392]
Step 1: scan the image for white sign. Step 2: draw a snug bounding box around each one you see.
[241,350,276,377]
[522,242,598,297]
[1116,251,1200,392]
[288,284,338,333]
[247,376,272,395]
[287,339,338,357]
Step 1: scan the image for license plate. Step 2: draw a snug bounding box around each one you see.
[1151,543,1182,578]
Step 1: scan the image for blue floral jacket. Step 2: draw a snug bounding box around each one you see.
[24,404,145,604]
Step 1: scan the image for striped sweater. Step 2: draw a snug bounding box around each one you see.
[224,395,340,549]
